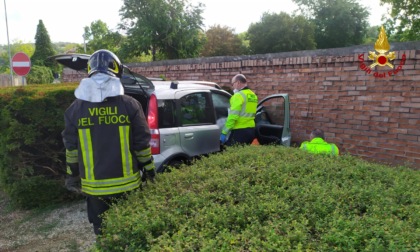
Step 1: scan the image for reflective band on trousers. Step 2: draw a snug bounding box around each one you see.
[81,172,141,196]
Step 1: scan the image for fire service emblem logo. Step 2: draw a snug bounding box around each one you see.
[359,26,405,78]
[368,26,395,68]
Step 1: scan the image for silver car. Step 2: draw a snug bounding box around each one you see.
[51,54,291,172]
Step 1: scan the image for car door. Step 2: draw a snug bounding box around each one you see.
[255,94,291,147]
[175,90,221,157]
[211,90,231,130]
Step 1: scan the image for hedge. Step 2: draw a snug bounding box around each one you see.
[97,145,419,251]
[0,84,80,209]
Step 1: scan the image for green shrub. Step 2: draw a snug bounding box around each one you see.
[8,176,68,209]
[26,65,54,84]
[0,84,79,209]
[97,145,419,251]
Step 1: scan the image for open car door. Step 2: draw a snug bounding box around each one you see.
[255,94,291,147]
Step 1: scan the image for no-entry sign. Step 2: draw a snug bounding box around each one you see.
[12,52,31,76]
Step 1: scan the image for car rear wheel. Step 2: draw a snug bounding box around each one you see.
[162,159,185,173]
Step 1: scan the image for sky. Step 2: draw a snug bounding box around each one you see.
[0,0,390,46]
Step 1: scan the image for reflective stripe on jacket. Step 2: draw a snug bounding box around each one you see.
[62,95,152,196]
[222,88,258,135]
[300,137,339,155]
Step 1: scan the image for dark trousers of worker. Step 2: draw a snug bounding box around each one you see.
[87,193,126,235]
[225,127,255,146]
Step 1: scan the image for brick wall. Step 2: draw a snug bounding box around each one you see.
[62,41,420,168]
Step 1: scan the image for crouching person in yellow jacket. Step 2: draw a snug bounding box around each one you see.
[62,49,155,235]
[300,128,339,155]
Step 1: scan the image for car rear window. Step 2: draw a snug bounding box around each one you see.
[158,99,177,128]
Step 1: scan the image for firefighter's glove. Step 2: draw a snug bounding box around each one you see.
[220,133,227,144]
[145,169,156,183]
[141,170,147,182]
[65,175,82,194]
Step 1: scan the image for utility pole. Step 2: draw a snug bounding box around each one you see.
[83,36,86,53]
[3,0,13,85]
[83,32,87,53]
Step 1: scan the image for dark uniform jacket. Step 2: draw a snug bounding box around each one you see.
[63,94,153,196]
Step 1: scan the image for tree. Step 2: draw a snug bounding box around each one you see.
[247,12,316,54]
[293,0,369,49]
[31,20,56,69]
[200,25,245,57]
[82,20,124,54]
[380,0,420,41]
[26,65,54,84]
[0,41,34,74]
[238,32,251,55]
[364,25,382,44]
[119,0,205,60]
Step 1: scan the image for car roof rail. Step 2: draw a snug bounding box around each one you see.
[147,77,165,81]
[177,81,222,89]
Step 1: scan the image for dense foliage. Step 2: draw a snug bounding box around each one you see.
[200,25,245,57]
[2,0,419,76]
[381,0,420,41]
[293,0,369,49]
[97,145,419,251]
[82,20,124,55]
[31,20,57,70]
[0,84,80,209]
[119,0,205,60]
[247,12,316,54]
[26,65,54,84]
[0,42,35,74]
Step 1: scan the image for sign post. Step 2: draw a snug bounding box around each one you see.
[11,52,31,85]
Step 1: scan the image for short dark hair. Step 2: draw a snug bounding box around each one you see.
[233,74,247,84]
[311,128,325,139]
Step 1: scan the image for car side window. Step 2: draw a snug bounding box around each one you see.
[158,99,176,128]
[179,93,214,126]
[260,97,285,126]
[211,92,230,129]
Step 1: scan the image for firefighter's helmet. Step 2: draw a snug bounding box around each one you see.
[87,49,123,78]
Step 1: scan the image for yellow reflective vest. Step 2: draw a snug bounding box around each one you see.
[222,88,258,135]
[300,137,339,155]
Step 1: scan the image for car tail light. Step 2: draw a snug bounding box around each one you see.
[147,94,160,154]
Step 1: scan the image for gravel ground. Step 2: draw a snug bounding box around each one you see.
[0,196,96,252]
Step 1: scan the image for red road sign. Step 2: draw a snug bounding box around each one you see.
[12,52,31,76]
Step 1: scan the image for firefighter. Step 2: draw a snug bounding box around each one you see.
[220,74,258,146]
[62,49,155,235]
[300,128,339,155]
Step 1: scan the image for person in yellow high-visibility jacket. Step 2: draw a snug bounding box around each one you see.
[300,129,339,155]
[220,74,258,146]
